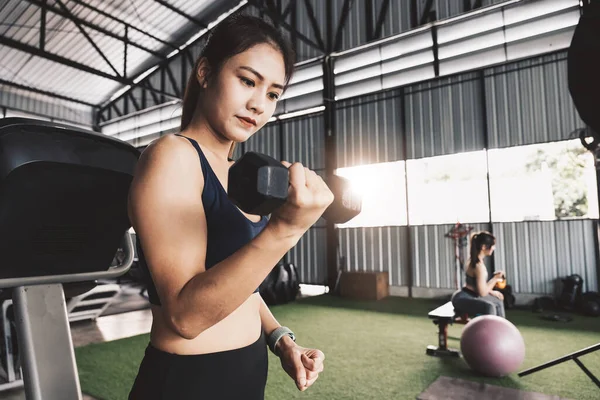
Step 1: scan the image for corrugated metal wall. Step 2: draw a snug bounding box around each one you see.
[295,49,599,296]
[338,221,599,295]
[493,220,598,294]
[332,50,584,168]
[485,52,584,148]
[242,0,322,63]
[337,0,513,53]
[338,223,490,289]
[433,0,511,21]
[243,119,280,158]
[331,51,586,164]
[334,71,487,167]
[244,0,515,62]
[289,227,328,284]
[336,90,404,168]
[0,84,93,126]
[282,113,326,170]
[294,0,327,62]
[405,72,485,159]
[411,223,490,289]
[335,0,369,53]
[338,226,411,286]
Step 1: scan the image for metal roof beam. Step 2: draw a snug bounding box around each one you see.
[0,36,179,103]
[66,0,180,50]
[0,35,128,83]
[281,1,293,20]
[54,0,122,78]
[463,0,483,12]
[40,0,46,50]
[372,0,391,40]
[333,0,354,52]
[303,0,326,52]
[24,0,167,60]
[247,0,323,53]
[99,1,251,115]
[151,0,207,28]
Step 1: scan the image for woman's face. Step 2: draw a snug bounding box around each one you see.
[485,244,496,256]
[200,43,286,143]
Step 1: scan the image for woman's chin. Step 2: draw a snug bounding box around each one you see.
[229,128,255,142]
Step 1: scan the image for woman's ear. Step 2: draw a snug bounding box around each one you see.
[196,58,210,89]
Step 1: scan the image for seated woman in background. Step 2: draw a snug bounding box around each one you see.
[451,231,506,318]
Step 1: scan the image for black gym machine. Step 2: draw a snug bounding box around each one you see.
[0,118,138,399]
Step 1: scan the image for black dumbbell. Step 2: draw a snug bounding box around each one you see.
[228,152,362,224]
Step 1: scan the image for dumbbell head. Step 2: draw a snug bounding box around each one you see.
[228,152,289,215]
[323,174,362,224]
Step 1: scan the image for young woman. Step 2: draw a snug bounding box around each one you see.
[127,14,331,400]
[451,231,506,318]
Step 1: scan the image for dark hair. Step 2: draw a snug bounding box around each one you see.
[468,231,496,269]
[180,13,296,132]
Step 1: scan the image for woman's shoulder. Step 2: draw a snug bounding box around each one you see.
[144,133,191,154]
[131,134,204,194]
[139,134,198,168]
[129,134,205,210]
[474,261,487,273]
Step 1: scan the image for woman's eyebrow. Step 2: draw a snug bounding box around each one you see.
[239,66,284,90]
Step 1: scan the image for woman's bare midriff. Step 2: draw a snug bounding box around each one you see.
[149,292,263,355]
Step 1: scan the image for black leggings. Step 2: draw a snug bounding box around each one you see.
[128,333,268,400]
[451,288,506,318]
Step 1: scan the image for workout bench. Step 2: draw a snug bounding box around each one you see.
[426,301,469,357]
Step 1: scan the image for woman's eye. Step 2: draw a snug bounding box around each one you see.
[241,77,254,86]
[268,92,280,101]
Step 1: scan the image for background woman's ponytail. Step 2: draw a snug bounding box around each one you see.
[467,231,495,269]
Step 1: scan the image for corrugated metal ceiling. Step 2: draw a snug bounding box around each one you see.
[0,0,238,105]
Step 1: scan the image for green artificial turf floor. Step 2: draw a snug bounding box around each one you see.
[75,295,600,399]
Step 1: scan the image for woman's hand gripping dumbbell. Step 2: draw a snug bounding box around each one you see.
[228,152,362,227]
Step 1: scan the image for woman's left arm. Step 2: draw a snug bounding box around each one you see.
[258,295,325,391]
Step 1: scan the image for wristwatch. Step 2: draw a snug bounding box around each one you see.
[268,326,296,355]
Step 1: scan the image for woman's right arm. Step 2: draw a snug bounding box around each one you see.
[128,137,332,340]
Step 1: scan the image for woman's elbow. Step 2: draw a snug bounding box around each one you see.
[168,311,205,340]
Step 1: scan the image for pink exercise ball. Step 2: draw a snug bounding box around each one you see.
[460,315,526,377]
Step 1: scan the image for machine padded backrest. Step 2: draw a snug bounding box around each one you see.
[0,118,140,279]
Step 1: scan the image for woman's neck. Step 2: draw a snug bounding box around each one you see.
[183,114,233,161]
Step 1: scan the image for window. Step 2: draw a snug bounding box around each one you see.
[335,161,407,228]
[333,139,599,228]
[488,139,599,221]
[406,150,490,225]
